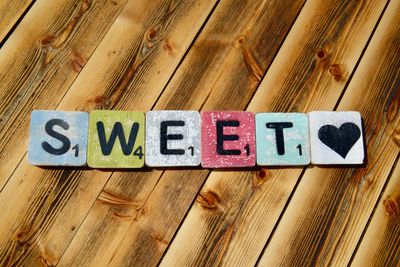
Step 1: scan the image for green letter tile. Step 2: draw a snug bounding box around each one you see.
[88,110,145,168]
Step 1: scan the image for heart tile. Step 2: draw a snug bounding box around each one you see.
[309,111,364,165]
[318,123,361,158]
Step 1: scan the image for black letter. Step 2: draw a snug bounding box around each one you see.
[266,122,293,155]
[96,121,139,156]
[41,119,71,155]
[160,120,185,155]
[216,120,241,155]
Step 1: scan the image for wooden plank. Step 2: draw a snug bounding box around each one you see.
[351,157,400,266]
[160,0,389,266]
[0,0,129,187]
[0,0,33,44]
[259,0,400,265]
[55,0,307,266]
[0,0,217,265]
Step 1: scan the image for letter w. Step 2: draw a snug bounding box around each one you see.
[96,121,139,156]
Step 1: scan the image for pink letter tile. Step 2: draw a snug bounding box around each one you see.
[201,111,255,168]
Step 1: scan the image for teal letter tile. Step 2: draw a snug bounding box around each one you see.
[256,113,310,166]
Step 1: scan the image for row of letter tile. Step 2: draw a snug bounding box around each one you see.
[28,110,365,168]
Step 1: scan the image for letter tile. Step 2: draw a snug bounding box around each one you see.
[28,110,89,166]
[87,110,145,168]
[201,111,255,168]
[309,111,364,165]
[145,110,201,167]
[256,113,310,166]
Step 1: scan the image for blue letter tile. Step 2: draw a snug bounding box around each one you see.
[28,110,89,166]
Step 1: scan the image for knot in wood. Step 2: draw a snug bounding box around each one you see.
[148,29,157,40]
[196,190,221,210]
[233,35,246,49]
[94,95,112,109]
[383,198,399,217]
[316,48,327,60]
[71,50,87,72]
[14,230,27,241]
[82,0,91,12]
[163,39,174,55]
[258,169,267,178]
[253,168,271,189]
[40,35,56,47]
[329,63,346,81]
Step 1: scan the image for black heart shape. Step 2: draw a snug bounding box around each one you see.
[318,122,361,159]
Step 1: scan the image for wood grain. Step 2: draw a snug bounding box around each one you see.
[0,0,397,265]
[259,0,400,265]
[351,157,400,266]
[161,0,389,266]
[0,0,217,265]
[0,0,128,187]
[56,0,306,266]
[0,0,33,43]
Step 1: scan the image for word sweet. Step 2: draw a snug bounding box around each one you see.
[28,110,365,168]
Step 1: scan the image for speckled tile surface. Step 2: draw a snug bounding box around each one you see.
[146,110,201,167]
[201,111,255,168]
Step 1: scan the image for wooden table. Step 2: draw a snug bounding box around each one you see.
[0,0,399,266]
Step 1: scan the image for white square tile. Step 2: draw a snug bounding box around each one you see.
[146,111,201,167]
[309,111,364,165]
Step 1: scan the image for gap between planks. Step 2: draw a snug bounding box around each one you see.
[157,0,309,263]
[0,0,146,189]
[349,152,400,265]
[55,0,306,266]
[0,0,221,265]
[0,0,35,48]
[254,0,393,264]
[256,0,399,264]
[160,0,392,265]
[55,0,221,262]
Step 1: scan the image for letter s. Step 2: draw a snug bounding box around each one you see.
[41,119,71,155]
